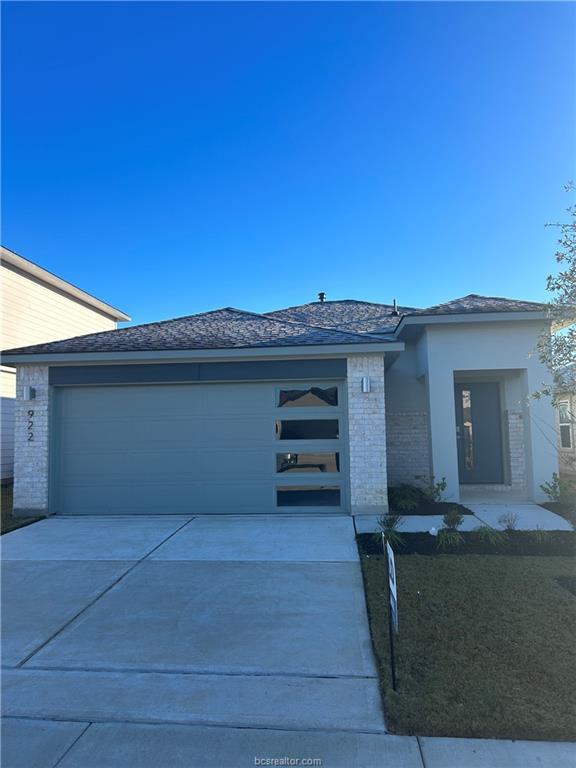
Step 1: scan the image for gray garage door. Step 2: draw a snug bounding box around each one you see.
[52,382,347,515]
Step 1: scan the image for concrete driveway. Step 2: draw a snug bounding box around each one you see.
[1,515,415,767]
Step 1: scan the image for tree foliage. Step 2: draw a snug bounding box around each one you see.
[538,185,576,400]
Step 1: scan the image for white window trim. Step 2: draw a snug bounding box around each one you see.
[558,400,574,451]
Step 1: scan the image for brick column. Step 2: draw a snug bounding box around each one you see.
[386,412,431,486]
[347,353,388,515]
[507,410,527,490]
[13,365,50,516]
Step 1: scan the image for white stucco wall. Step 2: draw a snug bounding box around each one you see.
[411,320,557,502]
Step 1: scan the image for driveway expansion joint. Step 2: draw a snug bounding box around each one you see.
[19,665,379,680]
[50,722,92,768]
[1,714,386,736]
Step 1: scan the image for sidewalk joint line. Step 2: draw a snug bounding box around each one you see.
[416,736,428,768]
[51,721,92,768]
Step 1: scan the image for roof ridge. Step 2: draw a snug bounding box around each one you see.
[424,293,546,309]
[261,310,392,341]
[201,306,390,341]
[267,298,397,314]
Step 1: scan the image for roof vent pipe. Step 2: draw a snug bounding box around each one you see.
[392,298,399,316]
[318,292,326,303]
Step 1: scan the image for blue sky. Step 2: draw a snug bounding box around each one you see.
[2,1,575,325]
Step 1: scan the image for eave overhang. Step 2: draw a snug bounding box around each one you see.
[1,341,405,366]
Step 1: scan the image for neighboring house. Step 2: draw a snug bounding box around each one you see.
[0,246,130,481]
[556,364,575,475]
[1,293,559,517]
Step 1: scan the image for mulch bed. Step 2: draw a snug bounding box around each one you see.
[389,500,473,516]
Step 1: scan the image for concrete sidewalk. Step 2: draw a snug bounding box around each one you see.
[355,502,572,534]
[1,718,574,768]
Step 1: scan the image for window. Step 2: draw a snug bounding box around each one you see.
[278,387,338,408]
[276,452,340,473]
[277,486,341,507]
[275,419,339,440]
[559,401,573,450]
[461,389,474,470]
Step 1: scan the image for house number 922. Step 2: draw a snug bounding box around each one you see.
[27,409,34,441]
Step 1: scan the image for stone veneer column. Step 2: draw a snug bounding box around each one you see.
[507,410,527,490]
[347,353,388,515]
[13,365,50,516]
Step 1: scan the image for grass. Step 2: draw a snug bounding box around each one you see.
[1,484,43,535]
[361,551,576,740]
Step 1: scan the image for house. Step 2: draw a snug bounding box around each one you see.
[1,293,558,518]
[0,246,131,481]
[556,364,575,475]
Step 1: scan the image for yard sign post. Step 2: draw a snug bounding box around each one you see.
[382,534,398,691]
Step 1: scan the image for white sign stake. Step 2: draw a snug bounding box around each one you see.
[382,534,398,690]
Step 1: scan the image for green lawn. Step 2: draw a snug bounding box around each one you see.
[361,552,576,741]
[1,484,43,535]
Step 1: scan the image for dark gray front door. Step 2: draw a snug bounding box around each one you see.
[455,382,504,484]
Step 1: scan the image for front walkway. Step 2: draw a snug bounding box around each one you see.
[355,502,572,533]
[1,515,573,767]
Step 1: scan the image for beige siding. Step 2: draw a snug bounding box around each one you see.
[1,265,117,350]
[1,264,120,480]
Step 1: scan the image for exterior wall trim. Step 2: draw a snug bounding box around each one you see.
[2,341,404,364]
[49,359,347,386]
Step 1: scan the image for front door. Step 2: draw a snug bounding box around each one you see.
[455,382,504,484]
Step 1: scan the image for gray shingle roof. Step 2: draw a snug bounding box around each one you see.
[412,294,547,316]
[2,308,387,356]
[267,294,546,334]
[267,300,418,335]
[2,294,548,357]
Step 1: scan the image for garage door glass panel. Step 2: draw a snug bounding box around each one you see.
[278,387,338,407]
[277,486,341,506]
[275,419,339,440]
[276,452,340,473]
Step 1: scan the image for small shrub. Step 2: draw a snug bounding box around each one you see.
[436,527,464,551]
[529,526,548,546]
[427,476,448,503]
[442,505,464,531]
[498,511,519,531]
[541,472,576,509]
[376,513,405,550]
[471,525,506,549]
[387,484,427,513]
